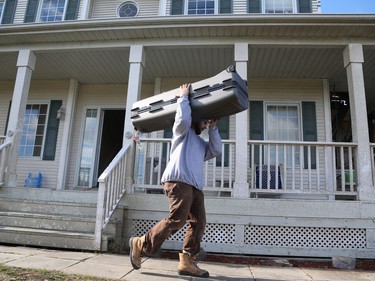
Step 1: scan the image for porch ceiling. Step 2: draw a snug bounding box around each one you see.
[0,15,375,107]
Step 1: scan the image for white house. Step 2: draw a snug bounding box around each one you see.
[1,0,375,259]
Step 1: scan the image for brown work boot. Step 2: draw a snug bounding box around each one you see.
[129,235,145,270]
[177,252,209,278]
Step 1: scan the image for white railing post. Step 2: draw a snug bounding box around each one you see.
[94,144,131,250]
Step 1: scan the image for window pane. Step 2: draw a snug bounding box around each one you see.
[265,0,294,13]
[188,0,216,15]
[39,0,66,22]
[19,103,48,157]
[0,1,4,19]
[266,104,300,165]
[78,109,98,187]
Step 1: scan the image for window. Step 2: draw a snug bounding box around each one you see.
[266,104,300,141]
[77,108,99,187]
[265,104,301,165]
[118,1,139,17]
[39,0,66,21]
[0,1,4,21]
[19,104,48,157]
[188,0,215,15]
[264,0,294,13]
[249,0,312,14]
[171,0,232,15]
[24,0,80,23]
[0,0,17,24]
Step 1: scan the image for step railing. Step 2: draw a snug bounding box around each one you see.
[0,138,11,187]
[248,140,358,197]
[94,143,131,250]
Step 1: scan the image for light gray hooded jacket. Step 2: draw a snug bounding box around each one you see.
[161,94,222,190]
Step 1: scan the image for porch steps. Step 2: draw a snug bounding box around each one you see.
[0,226,110,251]
[0,187,123,252]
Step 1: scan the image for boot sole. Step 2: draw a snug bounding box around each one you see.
[129,237,141,270]
[178,270,209,278]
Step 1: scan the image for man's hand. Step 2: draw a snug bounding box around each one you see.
[177,83,190,97]
[209,118,219,128]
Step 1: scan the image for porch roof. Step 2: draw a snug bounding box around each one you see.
[0,14,375,107]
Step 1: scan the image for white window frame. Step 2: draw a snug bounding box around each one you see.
[19,101,50,159]
[265,102,302,141]
[262,0,297,14]
[36,0,69,22]
[185,0,218,15]
[264,102,302,166]
[117,1,139,18]
[75,106,100,188]
[0,0,5,23]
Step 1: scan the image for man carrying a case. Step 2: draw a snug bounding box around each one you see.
[129,83,222,278]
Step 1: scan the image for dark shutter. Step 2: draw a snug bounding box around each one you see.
[302,101,317,169]
[216,115,229,166]
[42,100,62,160]
[65,0,80,20]
[24,0,39,23]
[219,0,232,14]
[250,101,264,140]
[171,0,184,15]
[2,0,17,24]
[250,101,264,165]
[298,0,312,13]
[248,0,261,13]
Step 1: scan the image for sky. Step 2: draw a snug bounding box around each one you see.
[320,0,375,14]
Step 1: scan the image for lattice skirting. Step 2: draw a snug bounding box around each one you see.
[132,219,367,250]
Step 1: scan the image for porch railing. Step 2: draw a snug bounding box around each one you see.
[133,138,358,199]
[248,141,357,198]
[133,138,235,196]
[0,137,11,187]
[94,142,131,250]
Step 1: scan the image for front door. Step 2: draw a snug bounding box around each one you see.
[77,108,124,188]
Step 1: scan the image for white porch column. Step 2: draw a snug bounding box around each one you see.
[124,45,145,190]
[56,79,79,190]
[6,50,36,187]
[233,43,249,198]
[343,44,375,201]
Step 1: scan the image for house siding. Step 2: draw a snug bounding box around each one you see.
[91,0,160,19]
[249,78,325,142]
[13,0,27,24]
[14,80,70,188]
[0,81,13,136]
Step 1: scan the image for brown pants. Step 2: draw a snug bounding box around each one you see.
[144,181,206,256]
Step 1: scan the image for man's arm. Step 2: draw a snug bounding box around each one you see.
[204,119,222,161]
[173,84,192,136]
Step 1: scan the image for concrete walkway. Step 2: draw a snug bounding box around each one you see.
[0,244,374,280]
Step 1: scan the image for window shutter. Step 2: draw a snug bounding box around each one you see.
[219,0,232,14]
[216,115,229,166]
[65,0,80,20]
[298,0,312,13]
[24,0,39,23]
[248,0,261,13]
[250,101,264,140]
[302,101,317,169]
[2,0,17,24]
[250,101,263,164]
[171,0,184,15]
[43,100,62,161]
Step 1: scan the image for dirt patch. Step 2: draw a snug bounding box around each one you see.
[160,251,375,271]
